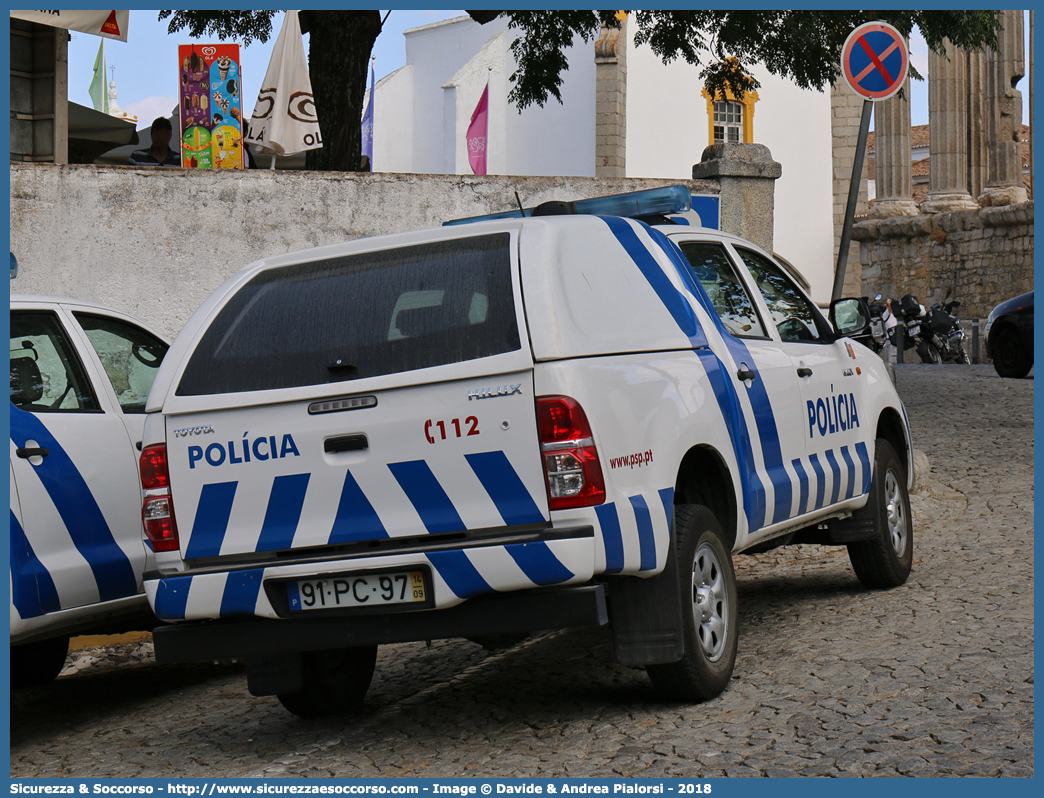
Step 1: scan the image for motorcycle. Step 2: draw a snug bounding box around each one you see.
[922,289,971,364]
[895,291,970,364]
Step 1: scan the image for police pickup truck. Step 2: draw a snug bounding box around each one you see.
[141,186,913,717]
[10,295,169,686]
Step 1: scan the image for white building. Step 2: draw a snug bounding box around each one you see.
[368,15,837,300]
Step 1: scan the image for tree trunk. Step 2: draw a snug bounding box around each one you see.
[301,10,382,172]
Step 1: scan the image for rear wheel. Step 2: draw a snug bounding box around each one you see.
[10,635,69,688]
[646,505,737,702]
[847,439,913,589]
[992,328,1032,378]
[276,645,378,718]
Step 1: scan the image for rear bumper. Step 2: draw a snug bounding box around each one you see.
[152,583,608,664]
[144,525,597,622]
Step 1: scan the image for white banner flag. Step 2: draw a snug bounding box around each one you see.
[10,10,129,42]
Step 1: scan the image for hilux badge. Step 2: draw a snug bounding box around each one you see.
[468,384,522,400]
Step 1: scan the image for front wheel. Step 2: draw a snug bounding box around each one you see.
[847,439,913,588]
[916,340,941,364]
[277,645,378,718]
[646,505,738,702]
[991,328,1032,378]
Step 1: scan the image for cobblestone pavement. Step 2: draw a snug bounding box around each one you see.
[10,365,1033,778]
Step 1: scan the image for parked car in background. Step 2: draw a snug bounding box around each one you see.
[10,295,170,686]
[984,290,1034,378]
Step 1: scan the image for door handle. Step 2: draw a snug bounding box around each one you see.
[16,446,50,459]
[324,434,368,454]
[797,367,813,378]
[736,368,756,382]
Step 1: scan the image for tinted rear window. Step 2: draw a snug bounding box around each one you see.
[177,234,520,395]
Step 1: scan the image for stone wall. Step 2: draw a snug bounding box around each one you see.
[853,201,1034,319]
[10,164,717,339]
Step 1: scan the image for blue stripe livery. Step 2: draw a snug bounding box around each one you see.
[185,481,238,558]
[255,474,311,552]
[840,446,858,500]
[219,569,264,617]
[10,509,61,618]
[594,503,625,574]
[657,487,675,536]
[628,495,657,571]
[504,541,574,585]
[824,449,842,505]
[154,575,193,620]
[389,460,466,535]
[855,442,872,494]
[465,451,545,525]
[808,454,827,511]
[9,403,138,601]
[329,469,388,544]
[600,217,707,348]
[792,458,810,516]
[427,550,492,598]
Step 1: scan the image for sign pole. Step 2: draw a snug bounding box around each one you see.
[834,20,909,302]
[832,98,873,302]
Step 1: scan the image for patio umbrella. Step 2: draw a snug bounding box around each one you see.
[245,10,322,163]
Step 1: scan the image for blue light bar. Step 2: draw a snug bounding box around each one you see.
[443,185,692,226]
[443,207,531,226]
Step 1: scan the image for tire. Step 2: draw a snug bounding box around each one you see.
[10,636,69,688]
[916,340,941,364]
[957,349,971,365]
[277,645,378,718]
[991,327,1032,378]
[646,505,738,702]
[847,439,913,589]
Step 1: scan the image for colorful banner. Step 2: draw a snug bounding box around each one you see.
[10,10,129,42]
[179,43,246,169]
[467,81,489,176]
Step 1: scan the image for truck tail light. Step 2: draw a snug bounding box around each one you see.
[140,444,180,552]
[537,395,606,510]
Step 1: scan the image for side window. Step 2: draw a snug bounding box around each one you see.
[74,313,169,413]
[10,311,100,413]
[735,248,833,343]
[678,241,768,338]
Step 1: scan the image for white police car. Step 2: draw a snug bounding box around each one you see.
[140,186,913,716]
[10,295,169,686]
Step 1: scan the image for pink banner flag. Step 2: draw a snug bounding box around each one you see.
[467,81,489,175]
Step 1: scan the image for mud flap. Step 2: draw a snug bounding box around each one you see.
[609,534,685,666]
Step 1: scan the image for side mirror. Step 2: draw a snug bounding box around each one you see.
[830,297,872,342]
[10,252,17,280]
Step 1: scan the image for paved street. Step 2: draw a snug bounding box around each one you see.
[10,365,1033,779]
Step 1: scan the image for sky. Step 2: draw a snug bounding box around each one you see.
[67,10,1031,133]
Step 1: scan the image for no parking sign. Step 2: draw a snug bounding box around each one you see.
[842,21,909,101]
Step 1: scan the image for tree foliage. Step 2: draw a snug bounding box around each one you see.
[470,10,1002,109]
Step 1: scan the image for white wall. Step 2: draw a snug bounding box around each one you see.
[625,29,834,299]
[372,64,413,173]
[10,164,717,339]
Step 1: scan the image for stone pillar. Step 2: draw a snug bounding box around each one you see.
[594,18,626,178]
[922,39,979,213]
[868,73,918,218]
[830,82,869,296]
[966,49,988,200]
[980,9,1028,206]
[692,143,780,253]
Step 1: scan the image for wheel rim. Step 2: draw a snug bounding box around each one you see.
[884,468,907,556]
[691,542,729,662]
